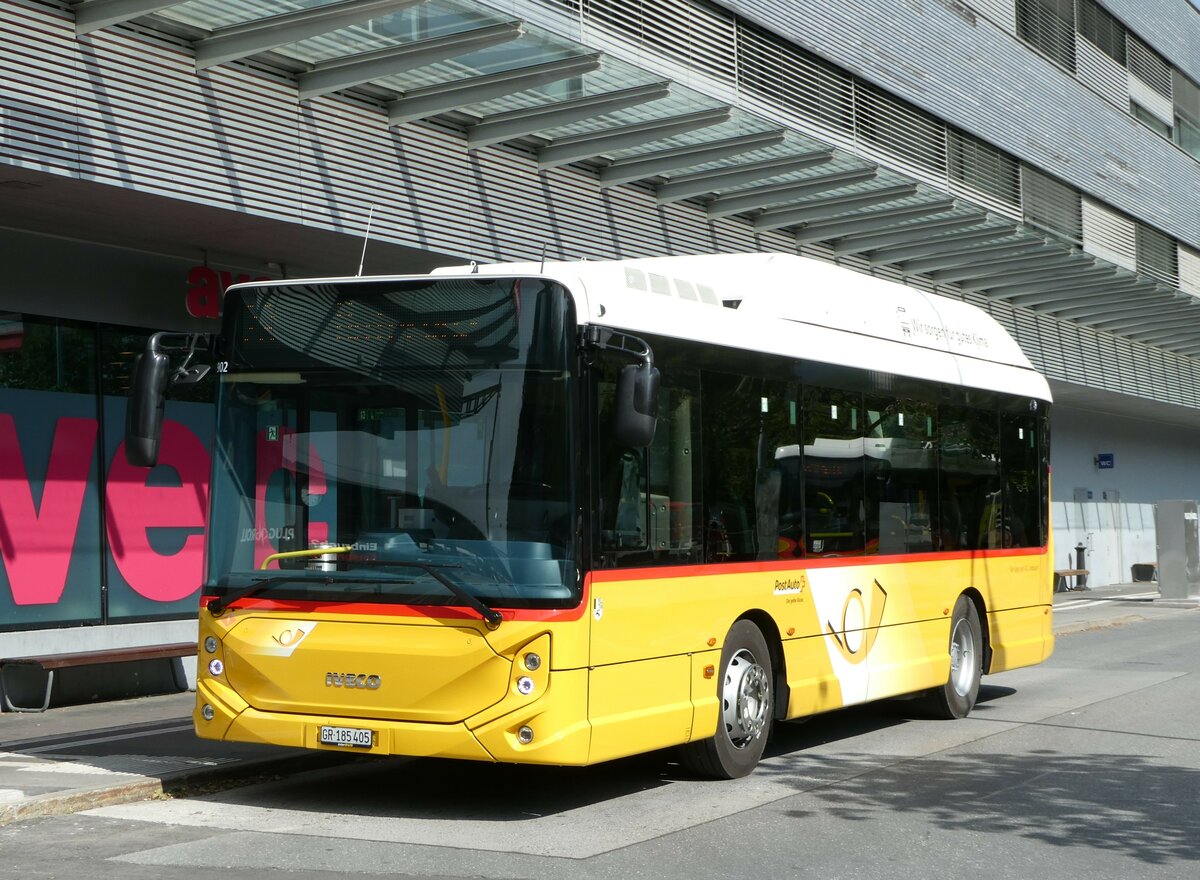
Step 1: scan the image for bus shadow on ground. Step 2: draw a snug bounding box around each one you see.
[196,692,987,821]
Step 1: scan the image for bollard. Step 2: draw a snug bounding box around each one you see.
[1075,543,1087,589]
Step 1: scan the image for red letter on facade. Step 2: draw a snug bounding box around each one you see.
[107,420,210,602]
[186,266,221,319]
[0,414,97,605]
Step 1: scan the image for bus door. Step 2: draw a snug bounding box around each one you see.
[586,355,702,762]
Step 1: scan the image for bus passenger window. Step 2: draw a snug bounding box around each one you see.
[1001,412,1041,548]
[939,405,1001,550]
[867,396,937,555]
[702,372,799,562]
[803,387,866,556]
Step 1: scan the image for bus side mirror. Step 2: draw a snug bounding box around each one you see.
[614,362,660,448]
[125,348,170,468]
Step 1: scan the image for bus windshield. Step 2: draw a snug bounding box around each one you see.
[205,276,578,611]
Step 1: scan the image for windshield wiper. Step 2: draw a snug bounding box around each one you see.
[358,561,503,629]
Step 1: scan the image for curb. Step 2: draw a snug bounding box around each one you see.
[0,750,357,827]
[0,776,168,827]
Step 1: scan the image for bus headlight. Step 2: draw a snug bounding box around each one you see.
[517,676,535,696]
[208,659,225,676]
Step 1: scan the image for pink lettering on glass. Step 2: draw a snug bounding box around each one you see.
[0,415,97,605]
[255,426,327,568]
[107,420,210,602]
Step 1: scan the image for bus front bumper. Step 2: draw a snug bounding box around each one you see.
[193,668,593,765]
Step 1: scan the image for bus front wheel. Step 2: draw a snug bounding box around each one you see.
[679,619,773,779]
[924,594,983,719]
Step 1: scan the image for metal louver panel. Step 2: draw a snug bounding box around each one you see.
[1076,0,1126,64]
[1015,0,1076,72]
[1127,33,1172,99]
[968,0,1016,34]
[735,17,854,141]
[1082,199,1136,271]
[1129,74,1174,126]
[1181,247,1200,297]
[571,0,736,87]
[1076,37,1128,109]
[1136,223,1179,288]
[1021,166,1081,244]
[947,129,1020,218]
[853,83,947,185]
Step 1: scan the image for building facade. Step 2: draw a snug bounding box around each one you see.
[2,0,1198,692]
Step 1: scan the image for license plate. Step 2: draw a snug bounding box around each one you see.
[319,725,374,748]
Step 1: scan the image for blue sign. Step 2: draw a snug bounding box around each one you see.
[1096,453,1114,469]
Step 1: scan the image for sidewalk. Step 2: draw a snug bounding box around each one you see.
[1052,581,1158,603]
[0,691,337,826]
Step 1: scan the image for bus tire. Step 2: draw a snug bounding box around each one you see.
[924,594,983,719]
[679,619,773,779]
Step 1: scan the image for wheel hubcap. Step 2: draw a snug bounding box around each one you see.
[949,617,977,697]
[722,648,769,748]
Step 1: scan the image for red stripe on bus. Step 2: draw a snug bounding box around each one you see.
[199,590,592,623]
[588,545,1049,583]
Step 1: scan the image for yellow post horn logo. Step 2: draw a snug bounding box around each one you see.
[826,579,888,665]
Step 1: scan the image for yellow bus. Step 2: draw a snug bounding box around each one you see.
[127,252,1053,778]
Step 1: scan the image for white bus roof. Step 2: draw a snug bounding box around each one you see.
[432,252,1051,403]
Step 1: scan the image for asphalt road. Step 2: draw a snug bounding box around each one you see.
[1,593,1197,880]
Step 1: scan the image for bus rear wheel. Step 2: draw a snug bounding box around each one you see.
[924,594,983,719]
[679,619,773,779]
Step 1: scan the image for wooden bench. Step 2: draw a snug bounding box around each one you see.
[1054,569,1090,592]
[0,642,197,713]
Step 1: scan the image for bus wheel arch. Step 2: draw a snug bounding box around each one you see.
[923,591,985,719]
[738,609,789,720]
[962,588,993,674]
[679,615,778,779]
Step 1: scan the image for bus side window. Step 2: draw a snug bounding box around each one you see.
[1000,412,1039,548]
[867,396,937,555]
[594,352,701,564]
[702,372,798,562]
[803,386,866,556]
[939,405,1001,550]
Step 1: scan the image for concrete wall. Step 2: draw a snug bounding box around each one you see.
[1050,405,1200,585]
